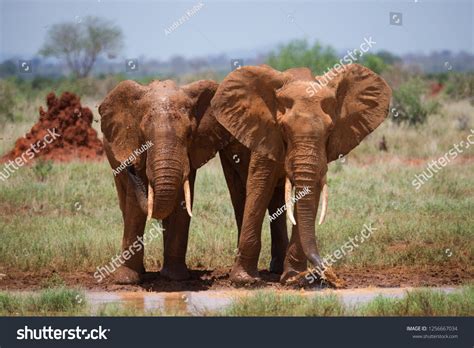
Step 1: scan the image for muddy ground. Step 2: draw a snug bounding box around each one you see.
[1,264,472,292]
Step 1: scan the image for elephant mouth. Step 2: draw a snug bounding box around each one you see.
[126,165,148,215]
[127,165,193,221]
[146,179,193,221]
[284,175,328,227]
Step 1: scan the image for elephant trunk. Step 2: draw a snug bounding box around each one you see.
[149,156,183,220]
[291,144,325,273]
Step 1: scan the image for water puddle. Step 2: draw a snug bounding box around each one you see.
[85,287,457,315]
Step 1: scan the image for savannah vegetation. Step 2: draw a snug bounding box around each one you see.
[0,17,473,315]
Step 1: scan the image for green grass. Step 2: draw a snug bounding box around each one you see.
[358,286,474,316]
[0,287,85,315]
[222,292,345,316]
[0,98,472,273]
[0,158,472,272]
[1,286,471,316]
[93,303,168,316]
[221,286,474,316]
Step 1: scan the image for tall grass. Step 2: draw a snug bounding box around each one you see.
[359,287,474,316]
[0,288,85,315]
[221,286,474,316]
[223,291,345,316]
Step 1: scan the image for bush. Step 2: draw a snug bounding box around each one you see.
[266,40,339,75]
[444,72,474,103]
[360,54,388,74]
[392,77,440,126]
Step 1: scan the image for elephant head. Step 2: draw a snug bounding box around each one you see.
[99,79,222,220]
[211,64,391,272]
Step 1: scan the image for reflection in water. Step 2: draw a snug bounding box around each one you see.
[88,290,235,315]
[86,287,457,315]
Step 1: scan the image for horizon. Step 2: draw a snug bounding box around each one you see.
[1,0,473,62]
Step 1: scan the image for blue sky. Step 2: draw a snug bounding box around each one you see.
[1,0,473,61]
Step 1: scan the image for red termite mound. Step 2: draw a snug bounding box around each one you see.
[2,92,103,162]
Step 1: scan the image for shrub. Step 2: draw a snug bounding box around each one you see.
[360,54,388,74]
[444,72,474,103]
[266,40,339,75]
[392,77,440,126]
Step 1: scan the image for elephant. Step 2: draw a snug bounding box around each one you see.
[99,79,219,283]
[210,63,392,284]
[98,78,289,284]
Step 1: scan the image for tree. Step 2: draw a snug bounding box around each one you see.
[392,77,440,126]
[266,40,338,75]
[360,54,387,74]
[0,59,16,78]
[375,50,401,65]
[40,16,123,78]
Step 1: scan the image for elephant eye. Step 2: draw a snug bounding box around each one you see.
[278,95,294,111]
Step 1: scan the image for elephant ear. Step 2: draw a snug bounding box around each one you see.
[212,65,288,163]
[182,80,218,121]
[324,64,392,162]
[182,80,231,169]
[99,80,147,165]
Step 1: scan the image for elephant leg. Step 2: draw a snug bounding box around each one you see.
[230,152,278,284]
[267,184,289,274]
[219,149,247,243]
[160,170,196,281]
[113,173,147,284]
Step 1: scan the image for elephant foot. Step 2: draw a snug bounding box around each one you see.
[160,263,190,281]
[229,261,261,285]
[280,260,307,284]
[269,256,285,274]
[113,265,143,285]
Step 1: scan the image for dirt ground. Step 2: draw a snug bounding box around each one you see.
[1,264,472,292]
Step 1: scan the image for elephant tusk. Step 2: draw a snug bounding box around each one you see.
[285,177,296,225]
[147,183,154,221]
[184,179,193,218]
[318,176,328,225]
